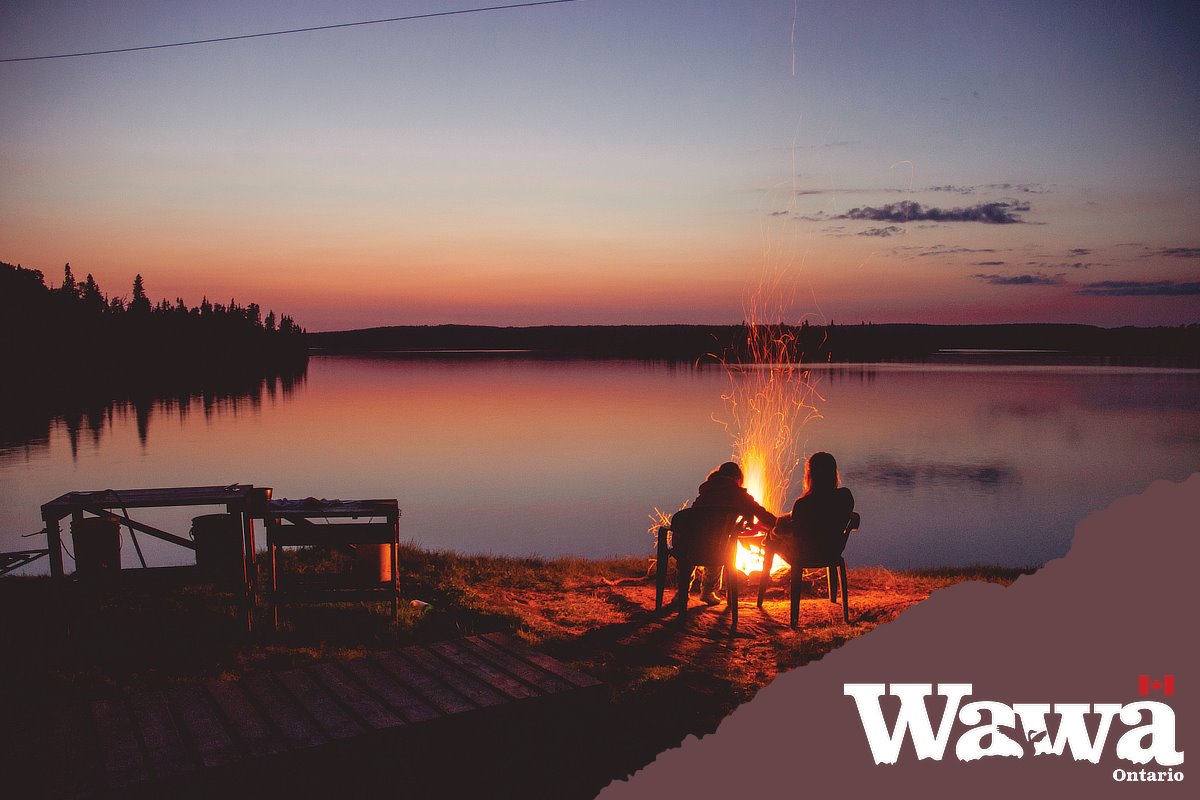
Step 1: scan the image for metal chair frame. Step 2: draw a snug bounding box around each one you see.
[756,515,857,627]
[654,506,744,630]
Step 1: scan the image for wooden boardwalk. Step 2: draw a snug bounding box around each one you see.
[46,633,601,797]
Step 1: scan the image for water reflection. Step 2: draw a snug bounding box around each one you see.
[1,356,1196,573]
[0,369,307,462]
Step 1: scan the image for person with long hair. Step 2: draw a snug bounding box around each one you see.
[768,452,859,575]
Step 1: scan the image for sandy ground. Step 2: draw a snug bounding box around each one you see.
[474,566,1013,710]
[0,563,1022,798]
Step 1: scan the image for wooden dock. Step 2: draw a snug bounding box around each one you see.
[43,633,601,797]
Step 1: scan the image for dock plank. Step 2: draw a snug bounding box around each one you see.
[460,636,574,694]
[481,632,603,688]
[240,674,328,750]
[307,663,407,732]
[343,658,443,724]
[397,645,507,709]
[90,698,150,789]
[168,686,242,769]
[128,691,195,780]
[44,703,96,800]
[276,668,363,741]
[66,635,600,791]
[371,649,483,714]
[205,679,289,758]
[429,640,540,701]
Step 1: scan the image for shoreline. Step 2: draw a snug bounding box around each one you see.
[0,547,1033,797]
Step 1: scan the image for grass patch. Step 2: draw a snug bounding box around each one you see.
[0,549,1035,799]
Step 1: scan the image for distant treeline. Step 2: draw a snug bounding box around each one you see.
[309,322,1200,365]
[1,261,308,414]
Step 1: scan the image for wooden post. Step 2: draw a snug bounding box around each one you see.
[268,518,279,630]
[45,514,64,578]
[390,518,400,623]
[790,569,801,628]
[655,526,669,610]
[728,536,738,631]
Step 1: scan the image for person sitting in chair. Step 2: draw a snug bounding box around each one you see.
[689,461,777,604]
[767,451,859,574]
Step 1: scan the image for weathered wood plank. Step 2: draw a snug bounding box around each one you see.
[267,498,399,519]
[343,658,443,724]
[90,698,150,789]
[397,645,508,709]
[267,523,397,547]
[460,635,574,694]
[275,668,364,741]
[44,486,258,519]
[429,640,540,701]
[372,649,484,714]
[66,635,597,793]
[45,703,99,800]
[240,674,327,750]
[204,679,289,758]
[128,691,195,780]
[168,686,243,769]
[481,632,603,688]
[306,663,407,732]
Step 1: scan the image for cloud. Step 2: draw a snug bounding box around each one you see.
[972,261,1007,266]
[923,183,1049,196]
[788,187,903,199]
[1027,261,1098,270]
[846,460,1021,491]
[908,245,998,257]
[981,182,1050,194]
[1155,247,1200,259]
[972,273,1065,286]
[1075,279,1200,296]
[858,225,904,237]
[836,199,1030,224]
[926,184,976,195]
[1067,248,1092,256]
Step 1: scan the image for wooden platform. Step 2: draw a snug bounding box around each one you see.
[47,633,601,796]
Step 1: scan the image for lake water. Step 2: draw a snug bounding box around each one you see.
[3,355,1198,574]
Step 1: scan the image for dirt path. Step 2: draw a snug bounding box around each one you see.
[491,567,996,710]
[455,567,1018,795]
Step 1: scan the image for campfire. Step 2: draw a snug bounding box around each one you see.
[722,300,823,577]
[653,272,823,580]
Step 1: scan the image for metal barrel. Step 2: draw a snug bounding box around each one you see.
[191,513,246,588]
[71,516,121,576]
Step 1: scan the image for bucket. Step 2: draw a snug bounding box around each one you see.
[71,516,121,576]
[192,513,246,587]
[353,544,392,584]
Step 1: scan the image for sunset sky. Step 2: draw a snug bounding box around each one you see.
[2,0,1197,331]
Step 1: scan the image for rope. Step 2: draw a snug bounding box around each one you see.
[96,488,148,568]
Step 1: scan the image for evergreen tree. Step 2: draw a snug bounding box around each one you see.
[81,273,105,312]
[60,263,78,298]
[130,273,151,314]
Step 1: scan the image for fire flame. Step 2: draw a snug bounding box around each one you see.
[723,278,824,576]
[652,265,824,581]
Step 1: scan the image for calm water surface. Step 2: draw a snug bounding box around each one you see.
[3,355,1198,573]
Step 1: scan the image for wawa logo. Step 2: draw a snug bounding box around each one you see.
[843,677,1184,780]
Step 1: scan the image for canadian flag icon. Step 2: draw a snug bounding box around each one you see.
[1138,675,1175,696]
